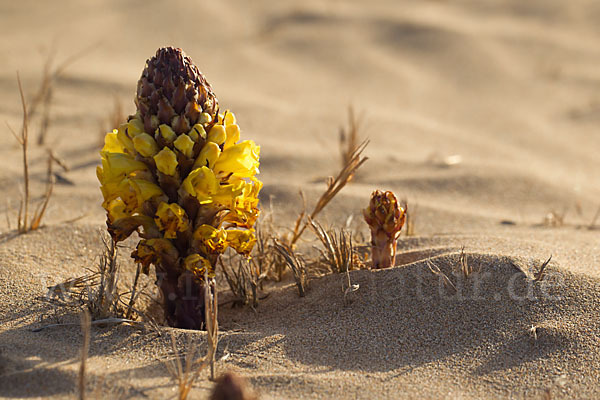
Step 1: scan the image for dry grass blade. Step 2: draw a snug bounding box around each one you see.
[534,255,552,282]
[427,259,457,293]
[273,239,307,297]
[86,235,122,319]
[290,139,368,246]
[458,246,472,279]
[78,310,91,400]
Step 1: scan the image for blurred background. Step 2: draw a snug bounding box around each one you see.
[0,0,599,230]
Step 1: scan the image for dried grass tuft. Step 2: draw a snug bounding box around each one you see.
[308,218,355,274]
[273,239,307,297]
[339,106,362,169]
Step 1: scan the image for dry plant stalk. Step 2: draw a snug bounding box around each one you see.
[458,246,472,279]
[273,239,307,297]
[289,140,368,247]
[221,257,264,308]
[339,106,361,168]
[205,276,218,380]
[7,74,55,234]
[78,310,91,400]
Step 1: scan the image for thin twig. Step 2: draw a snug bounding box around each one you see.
[78,310,91,400]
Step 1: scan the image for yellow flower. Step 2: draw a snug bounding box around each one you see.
[223,177,262,227]
[155,202,190,239]
[105,198,128,223]
[133,133,159,157]
[193,224,228,254]
[153,147,178,176]
[213,140,260,178]
[99,153,148,184]
[199,112,212,124]
[116,124,135,153]
[194,142,221,169]
[173,134,195,158]
[181,166,243,207]
[207,125,226,145]
[183,254,214,279]
[226,229,256,256]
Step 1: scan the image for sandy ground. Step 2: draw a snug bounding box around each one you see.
[1,0,600,398]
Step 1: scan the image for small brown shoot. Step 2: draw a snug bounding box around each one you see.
[273,239,307,297]
[534,255,552,282]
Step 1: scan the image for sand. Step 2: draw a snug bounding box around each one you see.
[1,0,600,398]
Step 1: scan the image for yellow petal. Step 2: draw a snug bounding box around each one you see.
[154,202,189,239]
[188,124,206,142]
[224,110,236,126]
[158,124,177,143]
[224,124,240,149]
[133,133,159,157]
[213,140,260,178]
[194,142,221,169]
[173,134,195,158]
[181,166,218,203]
[116,124,135,153]
[130,178,164,202]
[207,124,226,145]
[105,198,128,223]
[153,147,178,176]
[127,118,145,137]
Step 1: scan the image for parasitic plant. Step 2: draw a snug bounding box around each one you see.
[363,190,405,269]
[97,47,261,329]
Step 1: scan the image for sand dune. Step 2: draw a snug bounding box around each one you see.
[1,0,599,398]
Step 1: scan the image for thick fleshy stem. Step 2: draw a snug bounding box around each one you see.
[157,267,206,329]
